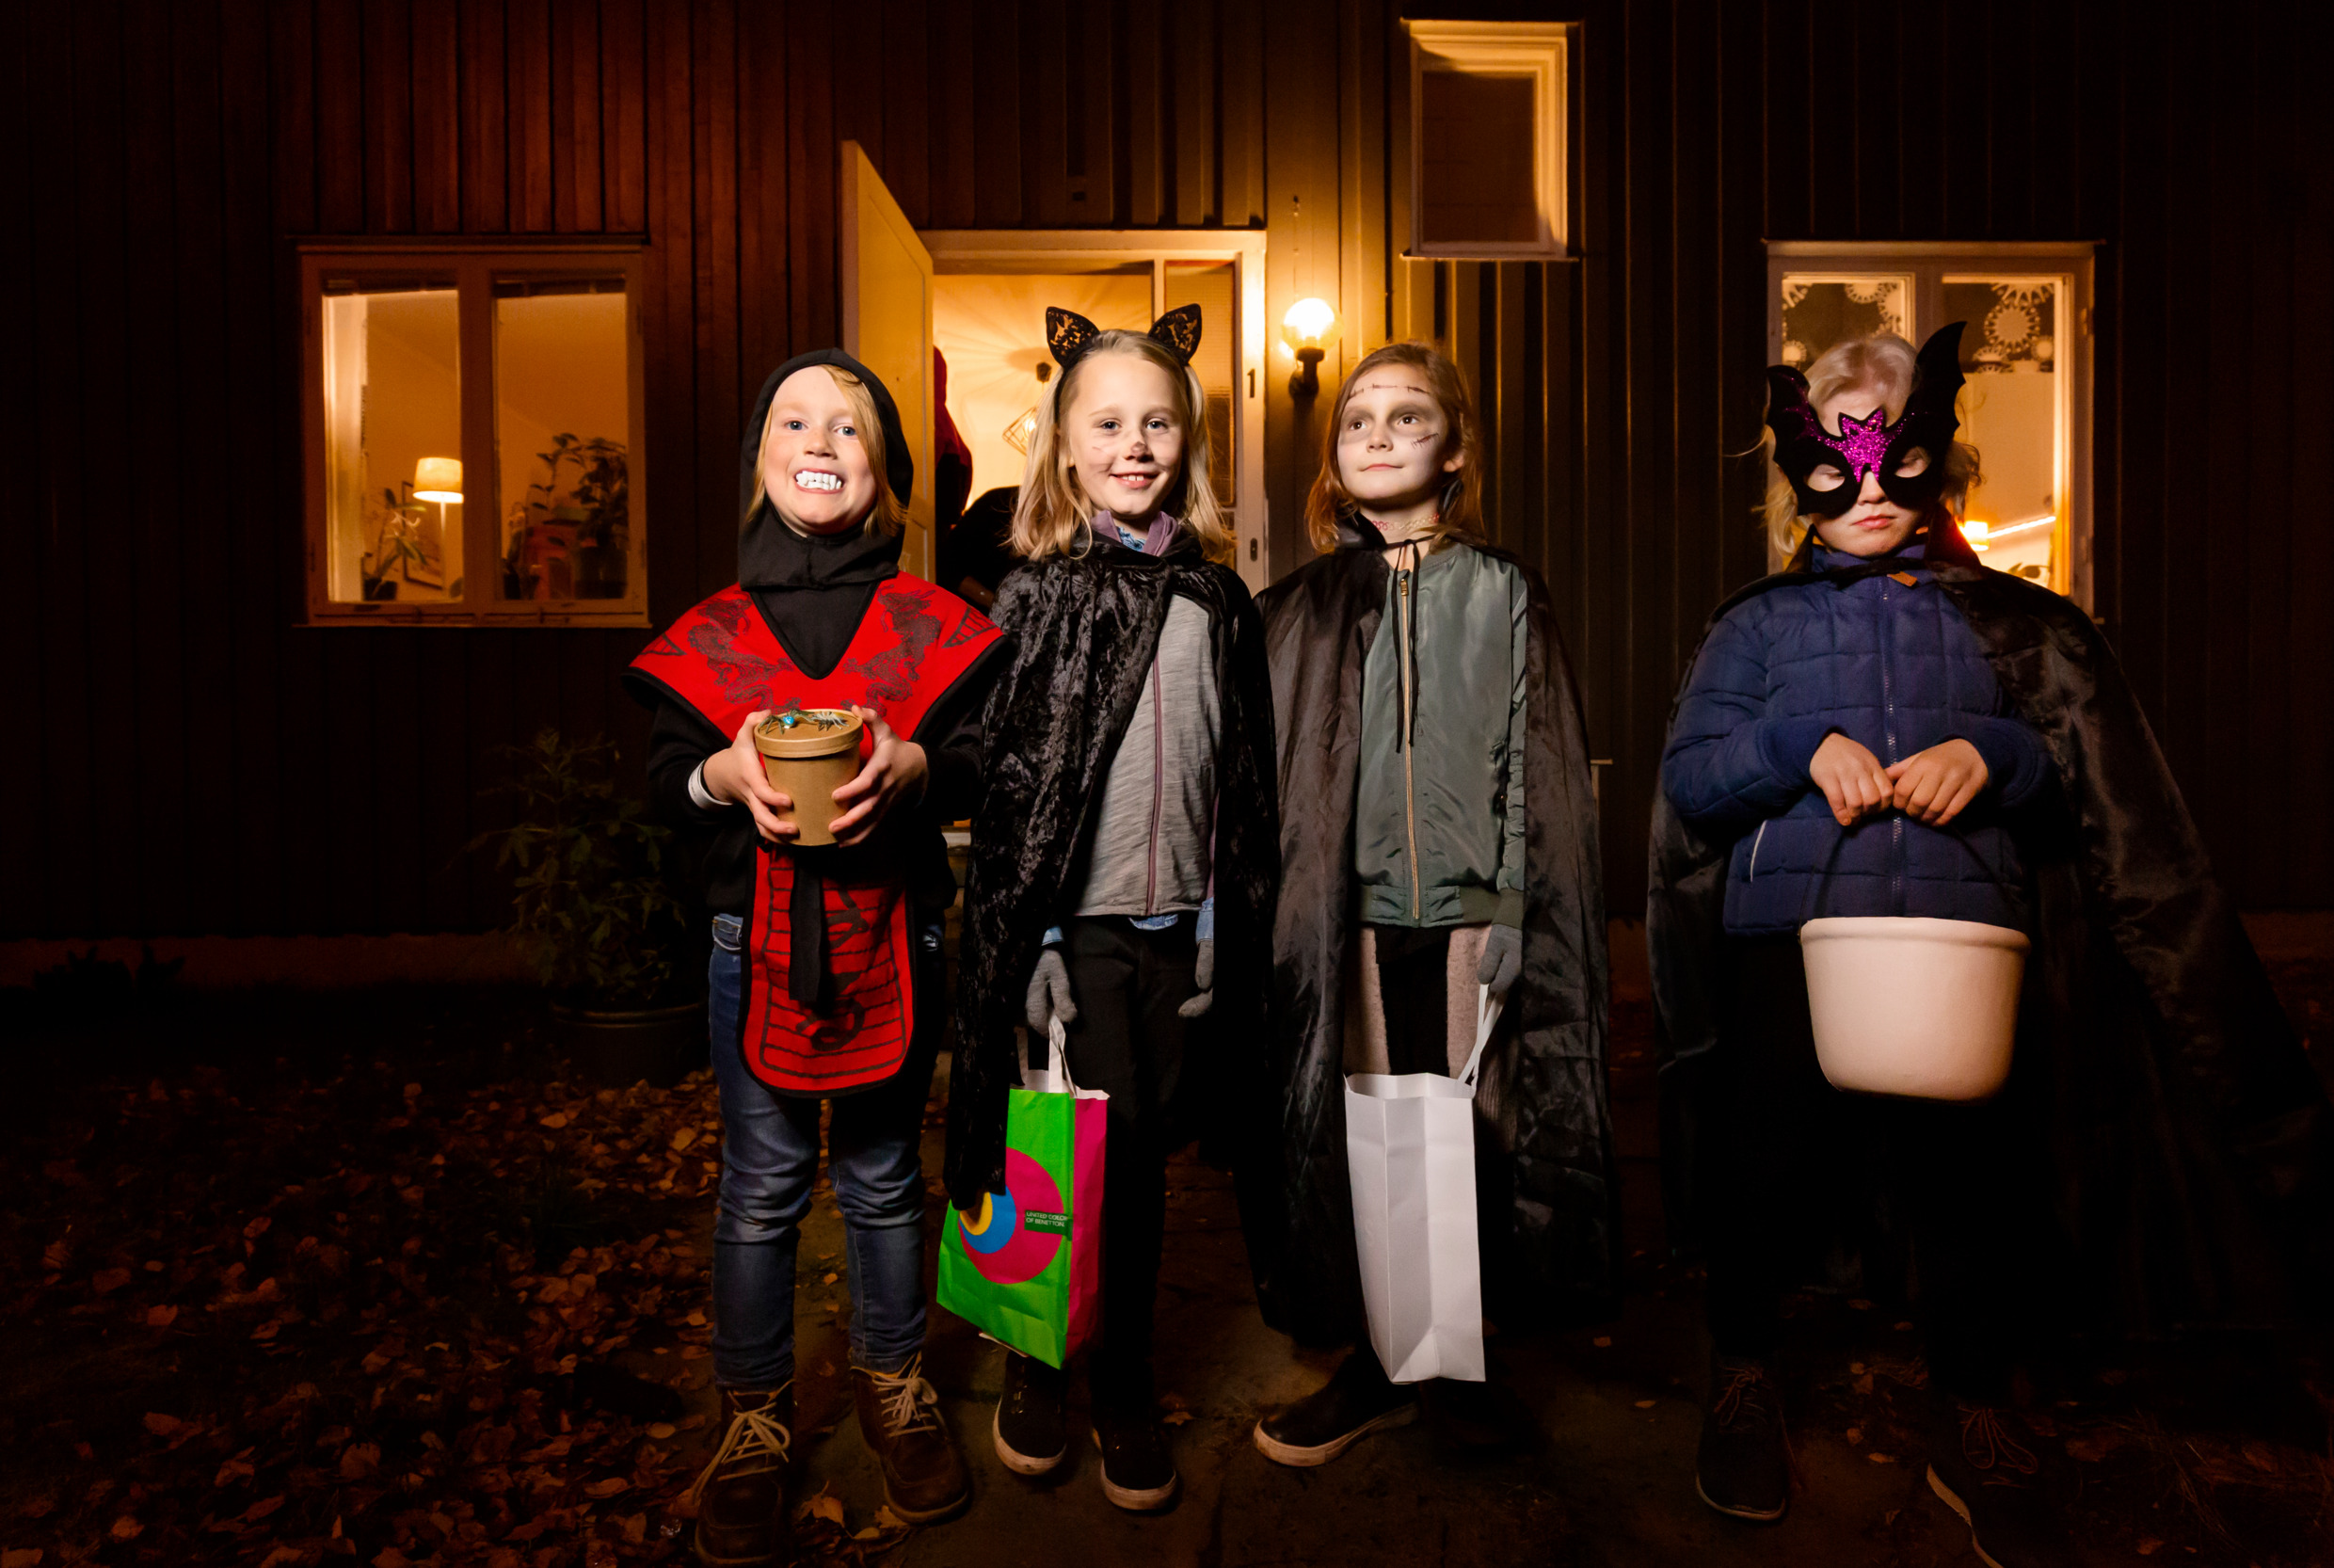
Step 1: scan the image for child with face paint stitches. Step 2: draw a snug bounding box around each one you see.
[1650,327,2334,1566]
[624,352,1011,1565]
[1246,342,1616,1465]
[945,307,1281,1512]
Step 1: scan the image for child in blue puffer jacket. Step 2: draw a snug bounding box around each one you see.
[1658,327,2064,1550]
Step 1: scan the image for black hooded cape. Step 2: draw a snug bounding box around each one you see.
[1648,524,2334,1335]
[1248,520,1619,1345]
[943,530,1281,1208]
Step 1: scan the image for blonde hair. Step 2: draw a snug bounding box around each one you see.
[746,364,909,536]
[1760,333,1979,558]
[1009,332,1233,564]
[1303,342,1485,553]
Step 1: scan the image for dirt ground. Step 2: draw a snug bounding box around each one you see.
[3,918,2330,1567]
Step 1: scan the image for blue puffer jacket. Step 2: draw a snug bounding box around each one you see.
[1660,544,2054,936]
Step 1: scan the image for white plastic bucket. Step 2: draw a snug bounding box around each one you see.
[1798,917,2029,1100]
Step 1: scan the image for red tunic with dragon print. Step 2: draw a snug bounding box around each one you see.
[630,578,1000,1095]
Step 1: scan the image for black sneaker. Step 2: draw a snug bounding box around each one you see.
[1695,1355,1789,1522]
[993,1351,1069,1476]
[1923,1400,2070,1568]
[1093,1400,1179,1511]
[1254,1351,1419,1467]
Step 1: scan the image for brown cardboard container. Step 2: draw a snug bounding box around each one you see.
[754,708,865,846]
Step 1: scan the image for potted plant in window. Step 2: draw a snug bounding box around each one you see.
[361,488,431,600]
[502,435,630,601]
[473,728,702,1087]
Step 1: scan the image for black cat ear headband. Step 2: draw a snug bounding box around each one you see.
[1045,304,1203,373]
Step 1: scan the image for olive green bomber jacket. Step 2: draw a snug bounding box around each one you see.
[1353,538,1528,929]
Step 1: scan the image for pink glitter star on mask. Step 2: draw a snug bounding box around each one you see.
[1827,408,1894,481]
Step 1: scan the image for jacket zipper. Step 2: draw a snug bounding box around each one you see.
[1398,550,1421,920]
[1749,820,1767,880]
[1878,577,1905,916]
[1144,651,1165,916]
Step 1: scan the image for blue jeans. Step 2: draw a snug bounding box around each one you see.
[707,913,936,1389]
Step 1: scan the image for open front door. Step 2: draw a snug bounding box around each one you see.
[839,142,935,582]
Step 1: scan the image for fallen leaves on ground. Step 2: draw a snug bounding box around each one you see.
[2,1033,737,1566]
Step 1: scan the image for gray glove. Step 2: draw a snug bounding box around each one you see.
[1177,937,1215,1018]
[1025,947,1078,1032]
[1476,923,1523,996]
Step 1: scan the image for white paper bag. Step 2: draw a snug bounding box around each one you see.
[1344,985,1502,1384]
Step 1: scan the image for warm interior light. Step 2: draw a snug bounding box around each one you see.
[1959,517,1991,552]
[1001,407,1038,456]
[1281,296,1339,349]
[413,456,464,504]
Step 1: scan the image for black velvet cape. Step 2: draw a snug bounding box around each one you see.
[943,529,1280,1208]
[1249,520,1619,1345]
[1648,525,2334,1335]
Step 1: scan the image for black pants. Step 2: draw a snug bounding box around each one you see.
[1703,935,2044,1400]
[1046,916,1199,1405]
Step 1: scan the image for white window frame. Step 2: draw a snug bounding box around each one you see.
[920,230,1271,589]
[1766,241,2096,606]
[296,237,650,627]
[1403,20,1572,261]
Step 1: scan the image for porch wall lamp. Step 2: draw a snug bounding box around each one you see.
[1282,297,1340,396]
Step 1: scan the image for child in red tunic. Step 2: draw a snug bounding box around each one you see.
[624,350,1008,1566]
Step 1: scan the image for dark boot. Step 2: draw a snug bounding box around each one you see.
[691,1385,791,1567]
[1922,1400,2070,1568]
[1253,1350,1419,1467]
[993,1351,1069,1476]
[852,1356,970,1524]
[1695,1354,1789,1522]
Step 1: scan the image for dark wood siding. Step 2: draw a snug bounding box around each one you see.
[14,0,2329,938]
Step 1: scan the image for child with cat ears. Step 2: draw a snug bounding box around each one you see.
[944,305,1281,1512]
[1247,341,1616,1462]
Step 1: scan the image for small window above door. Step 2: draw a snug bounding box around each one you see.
[1766,244,2096,605]
[1404,21,1572,260]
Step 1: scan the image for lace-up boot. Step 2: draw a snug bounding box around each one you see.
[852,1356,969,1523]
[1695,1354,1790,1521]
[691,1384,792,1566]
[993,1350,1070,1475]
[1922,1399,2070,1568]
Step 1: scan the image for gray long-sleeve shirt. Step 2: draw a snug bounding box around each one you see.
[1068,590,1220,918]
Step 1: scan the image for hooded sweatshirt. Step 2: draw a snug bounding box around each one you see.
[636,349,1012,912]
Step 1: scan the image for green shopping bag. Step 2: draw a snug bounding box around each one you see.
[938,1019,1107,1368]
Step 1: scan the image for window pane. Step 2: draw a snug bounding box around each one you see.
[1166,261,1237,521]
[495,278,631,600]
[320,281,463,603]
[1945,279,2064,587]
[1778,275,1913,368]
[1419,71,1538,245]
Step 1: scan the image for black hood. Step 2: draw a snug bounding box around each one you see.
[738,348,914,589]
